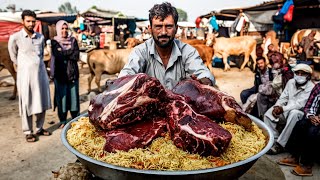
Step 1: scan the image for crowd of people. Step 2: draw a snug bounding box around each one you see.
[241,29,320,176]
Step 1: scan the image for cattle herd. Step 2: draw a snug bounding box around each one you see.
[0,28,320,99]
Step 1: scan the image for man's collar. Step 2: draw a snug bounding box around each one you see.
[258,67,268,74]
[296,80,311,90]
[22,28,36,38]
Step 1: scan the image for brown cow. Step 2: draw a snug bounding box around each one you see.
[87,48,133,92]
[181,39,206,46]
[192,44,215,75]
[290,28,320,53]
[125,38,143,49]
[0,42,17,100]
[206,34,257,71]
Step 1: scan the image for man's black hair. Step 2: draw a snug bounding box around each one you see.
[256,56,266,62]
[21,10,36,20]
[148,2,178,26]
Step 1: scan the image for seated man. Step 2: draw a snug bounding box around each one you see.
[296,45,308,63]
[278,82,320,176]
[264,64,315,154]
[240,57,274,117]
[266,44,277,65]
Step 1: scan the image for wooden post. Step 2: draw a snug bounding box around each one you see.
[112,17,115,41]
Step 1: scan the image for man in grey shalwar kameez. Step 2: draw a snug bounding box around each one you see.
[8,10,51,142]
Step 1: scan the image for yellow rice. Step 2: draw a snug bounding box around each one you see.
[67,117,266,170]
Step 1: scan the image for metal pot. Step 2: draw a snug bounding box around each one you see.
[61,113,274,180]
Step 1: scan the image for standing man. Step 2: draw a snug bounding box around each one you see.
[264,64,314,154]
[118,2,215,90]
[8,10,52,142]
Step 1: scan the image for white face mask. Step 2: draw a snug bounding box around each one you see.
[289,63,296,68]
[294,74,307,84]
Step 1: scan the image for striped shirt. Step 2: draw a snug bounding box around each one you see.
[304,83,320,117]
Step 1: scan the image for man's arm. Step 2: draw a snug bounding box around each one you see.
[118,48,146,78]
[8,34,18,64]
[184,46,215,85]
[304,83,320,118]
[275,79,290,107]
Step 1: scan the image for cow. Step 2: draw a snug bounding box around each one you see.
[87,48,133,92]
[125,38,143,49]
[290,29,320,53]
[206,33,257,71]
[0,42,17,100]
[192,44,215,75]
[181,39,206,46]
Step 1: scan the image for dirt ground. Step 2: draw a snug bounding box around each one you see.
[0,63,255,180]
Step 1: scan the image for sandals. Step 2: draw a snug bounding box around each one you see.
[277,157,299,167]
[36,129,52,136]
[291,165,313,176]
[26,134,37,142]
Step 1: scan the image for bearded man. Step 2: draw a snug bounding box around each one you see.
[8,10,52,142]
[118,2,215,90]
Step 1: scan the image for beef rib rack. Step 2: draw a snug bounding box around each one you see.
[172,79,252,130]
[103,117,167,152]
[88,73,166,130]
[167,100,232,156]
[88,74,251,156]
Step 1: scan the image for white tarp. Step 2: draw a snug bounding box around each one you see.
[0,12,22,23]
[244,10,277,32]
[177,21,196,28]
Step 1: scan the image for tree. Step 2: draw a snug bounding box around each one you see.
[58,2,78,14]
[177,8,188,22]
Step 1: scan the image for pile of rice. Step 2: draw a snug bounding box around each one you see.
[67,117,266,171]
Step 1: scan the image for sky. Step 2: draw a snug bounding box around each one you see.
[0,0,268,22]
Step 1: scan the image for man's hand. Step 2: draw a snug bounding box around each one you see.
[190,75,212,86]
[199,77,213,86]
[272,106,283,117]
[310,115,320,126]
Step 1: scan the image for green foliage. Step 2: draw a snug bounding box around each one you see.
[176,8,188,21]
[58,2,78,14]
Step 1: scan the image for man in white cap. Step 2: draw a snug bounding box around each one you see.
[264,64,315,154]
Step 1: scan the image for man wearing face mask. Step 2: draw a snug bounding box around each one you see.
[264,64,315,155]
[118,2,215,90]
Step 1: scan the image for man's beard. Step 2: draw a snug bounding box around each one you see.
[24,25,34,33]
[153,34,174,48]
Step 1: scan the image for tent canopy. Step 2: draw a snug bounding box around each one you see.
[200,0,320,32]
[82,7,134,20]
[36,12,77,24]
